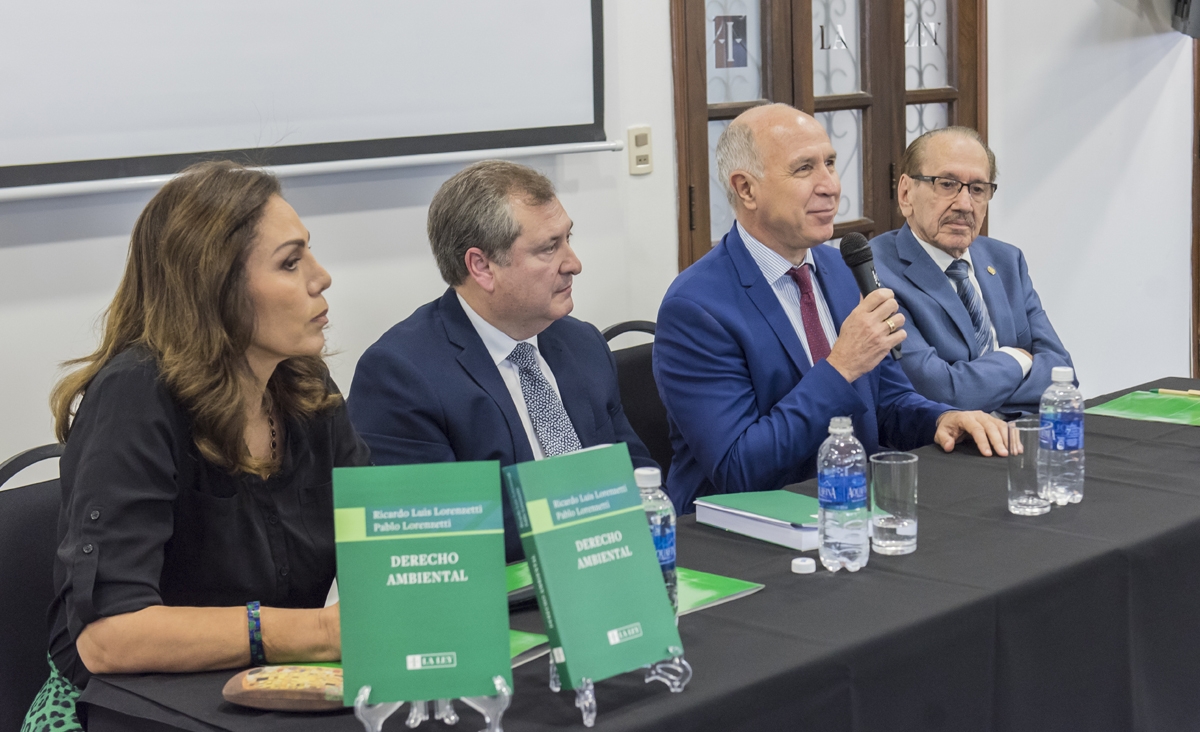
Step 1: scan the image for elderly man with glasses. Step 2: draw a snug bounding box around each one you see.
[870,127,1074,417]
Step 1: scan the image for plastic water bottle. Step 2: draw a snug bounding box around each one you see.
[636,467,678,615]
[818,417,869,572]
[1039,366,1085,505]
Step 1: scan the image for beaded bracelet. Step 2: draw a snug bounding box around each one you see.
[246,601,267,666]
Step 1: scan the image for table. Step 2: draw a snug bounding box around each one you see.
[80,378,1200,731]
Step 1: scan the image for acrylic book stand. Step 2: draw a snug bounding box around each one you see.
[546,645,692,727]
[352,676,511,732]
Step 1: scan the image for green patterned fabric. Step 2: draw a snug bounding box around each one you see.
[21,655,82,732]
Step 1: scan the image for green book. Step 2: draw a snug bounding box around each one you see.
[503,444,683,690]
[1085,390,1200,427]
[694,490,820,551]
[333,462,512,703]
[293,629,549,673]
[676,567,764,615]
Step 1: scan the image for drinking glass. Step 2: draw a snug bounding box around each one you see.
[870,452,918,555]
[1008,419,1051,516]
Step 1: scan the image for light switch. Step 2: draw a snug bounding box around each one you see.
[627,125,653,175]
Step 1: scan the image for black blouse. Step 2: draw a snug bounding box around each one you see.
[47,349,371,688]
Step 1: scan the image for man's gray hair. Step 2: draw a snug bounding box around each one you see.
[900,126,998,183]
[715,120,765,209]
[427,160,557,286]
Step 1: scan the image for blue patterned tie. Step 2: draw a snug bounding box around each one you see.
[945,259,994,358]
[507,342,583,457]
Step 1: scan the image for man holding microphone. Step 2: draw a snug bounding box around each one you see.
[653,104,1008,514]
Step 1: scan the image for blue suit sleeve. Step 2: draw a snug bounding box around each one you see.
[892,248,1072,413]
[1001,251,1074,406]
[654,293,867,495]
[893,301,1028,413]
[346,345,458,466]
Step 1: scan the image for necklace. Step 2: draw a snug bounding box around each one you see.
[267,414,278,462]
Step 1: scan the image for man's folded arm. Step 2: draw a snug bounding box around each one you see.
[895,302,1026,413]
[1004,253,1074,406]
[655,295,867,494]
[346,345,458,465]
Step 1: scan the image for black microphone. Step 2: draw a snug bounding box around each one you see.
[839,232,902,361]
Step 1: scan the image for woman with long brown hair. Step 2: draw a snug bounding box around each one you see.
[23,161,369,731]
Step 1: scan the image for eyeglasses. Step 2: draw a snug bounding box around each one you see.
[911,175,997,203]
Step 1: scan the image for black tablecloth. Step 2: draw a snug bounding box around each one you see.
[80,378,1200,732]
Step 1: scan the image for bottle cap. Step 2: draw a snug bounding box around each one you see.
[791,557,816,574]
[1051,366,1074,383]
[828,416,852,434]
[634,467,662,489]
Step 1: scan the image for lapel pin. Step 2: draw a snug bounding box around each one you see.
[987,266,996,275]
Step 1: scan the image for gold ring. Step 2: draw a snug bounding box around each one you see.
[885,317,897,334]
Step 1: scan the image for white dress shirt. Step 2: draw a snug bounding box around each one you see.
[913,235,1033,377]
[738,222,839,366]
[457,293,563,460]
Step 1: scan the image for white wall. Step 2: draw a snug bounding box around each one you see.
[988,0,1193,398]
[0,0,680,486]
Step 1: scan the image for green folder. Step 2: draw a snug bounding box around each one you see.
[505,564,763,617]
[1085,391,1200,427]
[506,560,533,593]
[504,444,683,690]
[676,567,764,615]
[333,462,513,704]
[507,628,551,667]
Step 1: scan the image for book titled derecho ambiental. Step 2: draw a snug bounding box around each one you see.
[333,462,512,703]
[503,444,683,690]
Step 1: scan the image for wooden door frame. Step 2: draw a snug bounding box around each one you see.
[670,0,706,272]
[670,0,797,271]
[671,0,989,270]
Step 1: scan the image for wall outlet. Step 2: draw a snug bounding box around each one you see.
[627,125,652,175]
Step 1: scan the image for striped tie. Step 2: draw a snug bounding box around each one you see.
[507,342,583,457]
[945,259,993,358]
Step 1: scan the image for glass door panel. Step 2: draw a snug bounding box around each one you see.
[707,0,766,104]
[906,103,949,145]
[811,0,862,96]
[817,109,863,222]
[904,0,949,89]
[708,120,736,245]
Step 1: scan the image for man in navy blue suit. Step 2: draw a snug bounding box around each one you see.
[654,104,1008,514]
[870,127,1073,416]
[348,160,654,561]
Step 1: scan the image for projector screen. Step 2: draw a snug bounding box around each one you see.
[0,1,604,188]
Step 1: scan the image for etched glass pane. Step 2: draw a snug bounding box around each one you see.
[905,0,948,89]
[812,0,861,96]
[817,109,863,223]
[706,1,764,104]
[906,103,949,147]
[708,120,736,245]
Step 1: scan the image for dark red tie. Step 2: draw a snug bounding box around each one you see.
[787,264,831,365]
